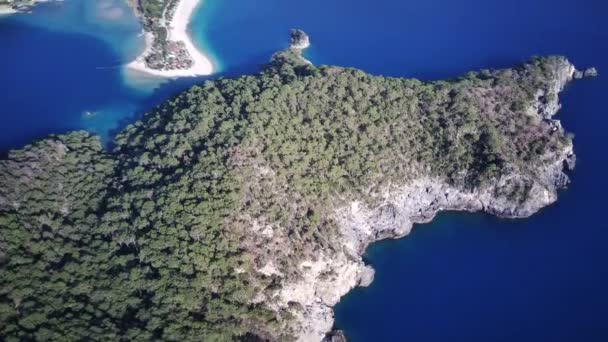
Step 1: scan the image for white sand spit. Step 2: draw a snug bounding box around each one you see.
[126,0,213,78]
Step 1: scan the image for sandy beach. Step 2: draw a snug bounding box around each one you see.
[126,0,213,78]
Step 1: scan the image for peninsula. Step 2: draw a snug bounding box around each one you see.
[126,0,213,77]
[0,32,597,341]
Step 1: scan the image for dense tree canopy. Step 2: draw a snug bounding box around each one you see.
[0,51,572,340]
[137,0,169,18]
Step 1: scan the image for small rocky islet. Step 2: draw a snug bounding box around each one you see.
[0,31,597,341]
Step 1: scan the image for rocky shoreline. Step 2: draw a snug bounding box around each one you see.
[290,29,311,50]
[261,58,596,341]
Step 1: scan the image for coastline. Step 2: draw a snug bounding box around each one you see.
[261,59,587,341]
[0,5,17,15]
[126,0,213,78]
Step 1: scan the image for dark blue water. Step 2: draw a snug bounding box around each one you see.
[2,0,607,340]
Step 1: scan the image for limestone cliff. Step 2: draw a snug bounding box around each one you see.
[247,56,592,341]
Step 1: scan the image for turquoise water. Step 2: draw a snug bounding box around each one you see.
[0,0,148,149]
[0,0,211,150]
[1,0,608,340]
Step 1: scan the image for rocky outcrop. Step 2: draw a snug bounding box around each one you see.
[584,67,598,78]
[534,59,575,118]
[290,29,311,50]
[268,59,589,341]
[573,67,598,79]
[323,330,347,342]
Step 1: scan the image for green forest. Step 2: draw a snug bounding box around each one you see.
[137,0,168,18]
[0,51,572,341]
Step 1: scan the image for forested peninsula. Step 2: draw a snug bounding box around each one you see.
[0,33,595,341]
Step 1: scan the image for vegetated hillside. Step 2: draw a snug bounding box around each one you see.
[0,49,578,341]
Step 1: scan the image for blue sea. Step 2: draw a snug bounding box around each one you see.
[1,0,607,341]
